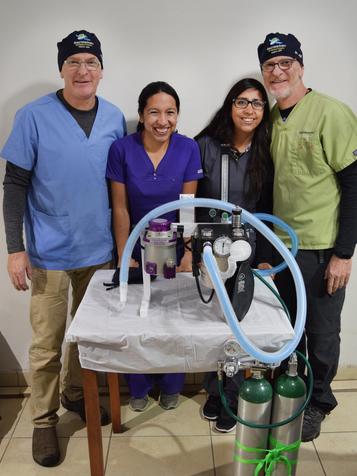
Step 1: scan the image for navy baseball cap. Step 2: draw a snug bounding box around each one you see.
[57,30,103,71]
[258,33,303,66]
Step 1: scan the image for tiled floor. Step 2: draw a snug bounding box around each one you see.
[0,381,357,476]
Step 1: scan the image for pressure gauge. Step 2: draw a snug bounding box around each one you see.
[223,339,241,357]
[230,239,252,262]
[213,236,232,257]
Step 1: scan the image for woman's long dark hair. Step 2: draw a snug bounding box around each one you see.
[136,81,180,132]
[195,78,271,199]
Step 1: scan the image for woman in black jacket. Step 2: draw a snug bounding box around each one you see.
[195,77,274,432]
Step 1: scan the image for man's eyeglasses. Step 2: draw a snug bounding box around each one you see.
[233,98,266,110]
[64,59,101,71]
[261,59,297,73]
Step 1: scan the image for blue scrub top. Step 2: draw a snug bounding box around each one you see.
[106,132,203,225]
[1,93,126,270]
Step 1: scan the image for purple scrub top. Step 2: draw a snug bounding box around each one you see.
[106,132,203,225]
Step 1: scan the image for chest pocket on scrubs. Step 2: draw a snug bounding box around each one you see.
[291,131,326,176]
[144,172,181,198]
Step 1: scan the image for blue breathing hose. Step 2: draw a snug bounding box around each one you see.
[203,245,305,364]
[254,212,298,276]
[119,198,306,365]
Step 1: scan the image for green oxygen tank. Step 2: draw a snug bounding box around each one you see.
[269,353,306,476]
[233,369,273,476]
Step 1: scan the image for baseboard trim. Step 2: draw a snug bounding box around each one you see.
[1,366,356,397]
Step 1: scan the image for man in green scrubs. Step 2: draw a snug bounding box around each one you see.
[257,32,357,441]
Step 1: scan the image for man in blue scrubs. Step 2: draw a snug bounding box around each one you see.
[1,30,126,466]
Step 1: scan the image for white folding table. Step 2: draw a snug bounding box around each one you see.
[66,270,293,476]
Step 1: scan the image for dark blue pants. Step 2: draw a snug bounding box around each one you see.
[125,373,185,398]
[275,249,345,413]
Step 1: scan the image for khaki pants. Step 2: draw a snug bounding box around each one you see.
[29,262,111,427]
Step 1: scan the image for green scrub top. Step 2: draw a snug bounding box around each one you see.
[271,90,357,249]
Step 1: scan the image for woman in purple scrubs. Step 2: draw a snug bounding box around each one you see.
[106,81,203,411]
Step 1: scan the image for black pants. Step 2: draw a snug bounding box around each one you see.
[203,268,249,406]
[203,371,244,407]
[275,249,345,413]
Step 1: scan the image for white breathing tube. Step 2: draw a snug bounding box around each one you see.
[219,240,253,280]
[119,198,306,365]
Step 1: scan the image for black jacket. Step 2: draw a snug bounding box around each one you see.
[195,135,274,264]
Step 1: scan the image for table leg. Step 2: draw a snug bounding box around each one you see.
[107,373,121,433]
[82,368,104,476]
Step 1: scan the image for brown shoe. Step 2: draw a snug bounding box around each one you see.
[32,427,60,467]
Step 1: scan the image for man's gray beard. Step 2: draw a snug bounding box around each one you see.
[268,86,291,100]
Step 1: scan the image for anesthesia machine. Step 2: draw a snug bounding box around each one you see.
[117,197,311,476]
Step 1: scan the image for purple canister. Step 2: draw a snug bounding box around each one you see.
[143,218,177,278]
[148,218,171,232]
[163,259,176,279]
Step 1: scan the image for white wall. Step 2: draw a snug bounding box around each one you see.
[1,0,356,375]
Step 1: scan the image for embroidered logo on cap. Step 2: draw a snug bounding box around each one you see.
[77,33,90,41]
[353,149,357,156]
[269,37,284,46]
[267,37,287,55]
[74,33,94,49]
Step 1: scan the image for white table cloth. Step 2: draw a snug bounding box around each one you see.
[66,270,294,373]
